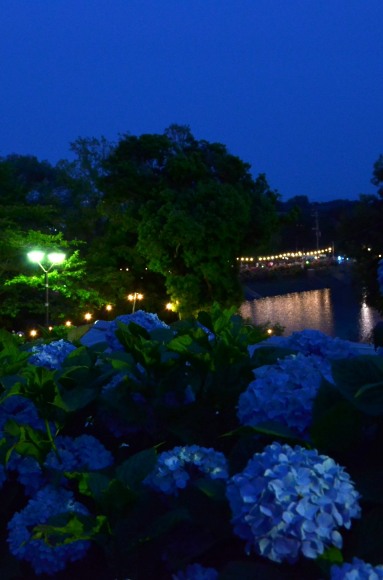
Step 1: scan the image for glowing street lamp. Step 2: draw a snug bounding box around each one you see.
[128,292,143,313]
[27,250,66,327]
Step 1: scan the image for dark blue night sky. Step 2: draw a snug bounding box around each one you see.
[1,0,383,201]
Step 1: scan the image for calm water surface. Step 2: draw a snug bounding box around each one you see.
[240,288,383,343]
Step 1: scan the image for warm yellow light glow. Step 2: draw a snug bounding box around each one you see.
[105,304,113,311]
[166,302,175,311]
[48,326,53,331]
[237,246,333,263]
[65,320,72,327]
[84,312,92,321]
[267,328,273,335]
[128,293,143,301]
[29,329,38,338]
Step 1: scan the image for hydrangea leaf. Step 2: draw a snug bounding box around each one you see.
[117,448,157,492]
[56,385,98,412]
[193,477,227,501]
[221,560,292,580]
[331,356,383,415]
[249,346,297,367]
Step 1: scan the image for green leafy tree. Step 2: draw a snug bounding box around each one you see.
[100,125,278,316]
[1,232,107,328]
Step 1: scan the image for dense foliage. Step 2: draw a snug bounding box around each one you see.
[0,126,280,327]
[1,306,383,579]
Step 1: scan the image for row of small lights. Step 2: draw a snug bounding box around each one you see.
[237,247,333,262]
[23,297,180,338]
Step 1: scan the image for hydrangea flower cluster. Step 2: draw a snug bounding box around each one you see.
[249,329,357,360]
[0,395,46,433]
[105,310,170,351]
[237,353,328,437]
[145,445,229,495]
[29,339,76,370]
[173,563,219,580]
[331,557,383,579]
[378,258,383,295]
[45,434,114,473]
[7,485,90,575]
[7,454,45,496]
[7,434,113,496]
[226,442,361,564]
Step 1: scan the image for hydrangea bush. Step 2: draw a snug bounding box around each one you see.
[0,305,382,578]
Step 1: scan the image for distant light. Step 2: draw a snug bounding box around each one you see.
[84,312,92,321]
[65,320,72,327]
[48,326,53,331]
[29,329,38,338]
[105,304,113,311]
[267,328,273,335]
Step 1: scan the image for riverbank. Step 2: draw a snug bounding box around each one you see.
[241,263,356,300]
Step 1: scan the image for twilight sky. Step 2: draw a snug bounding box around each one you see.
[1,0,383,202]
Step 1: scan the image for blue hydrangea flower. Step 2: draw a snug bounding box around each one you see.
[226,442,361,564]
[45,434,113,473]
[105,310,170,351]
[249,329,357,360]
[378,259,383,295]
[29,340,76,370]
[0,395,46,432]
[331,557,383,579]
[145,445,229,495]
[7,455,46,496]
[237,353,329,437]
[7,485,90,575]
[173,563,219,580]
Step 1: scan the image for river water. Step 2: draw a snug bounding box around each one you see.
[240,287,383,343]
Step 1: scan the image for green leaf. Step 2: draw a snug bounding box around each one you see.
[168,334,193,354]
[331,356,383,415]
[116,449,157,491]
[193,478,226,501]
[250,346,297,368]
[57,386,97,412]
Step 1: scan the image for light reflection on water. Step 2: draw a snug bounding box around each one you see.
[240,288,382,343]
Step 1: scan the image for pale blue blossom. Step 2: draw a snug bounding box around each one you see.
[331,557,383,579]
[226,442,361,564]
[7,485,90,575]
[105,310,170,351]
[250,329,357,360]
[145,445,229,495]
[29,340,76,370]
[237,353,328,437]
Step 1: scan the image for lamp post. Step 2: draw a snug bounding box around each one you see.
[128,292,143,313]
[27,250,66,327]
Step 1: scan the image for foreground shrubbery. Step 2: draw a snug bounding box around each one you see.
[1,305,383,579]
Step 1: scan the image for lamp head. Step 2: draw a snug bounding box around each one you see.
[27,250,45,263]
[47,252,66,264]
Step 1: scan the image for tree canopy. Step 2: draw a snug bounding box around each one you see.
[99,125,278,315]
